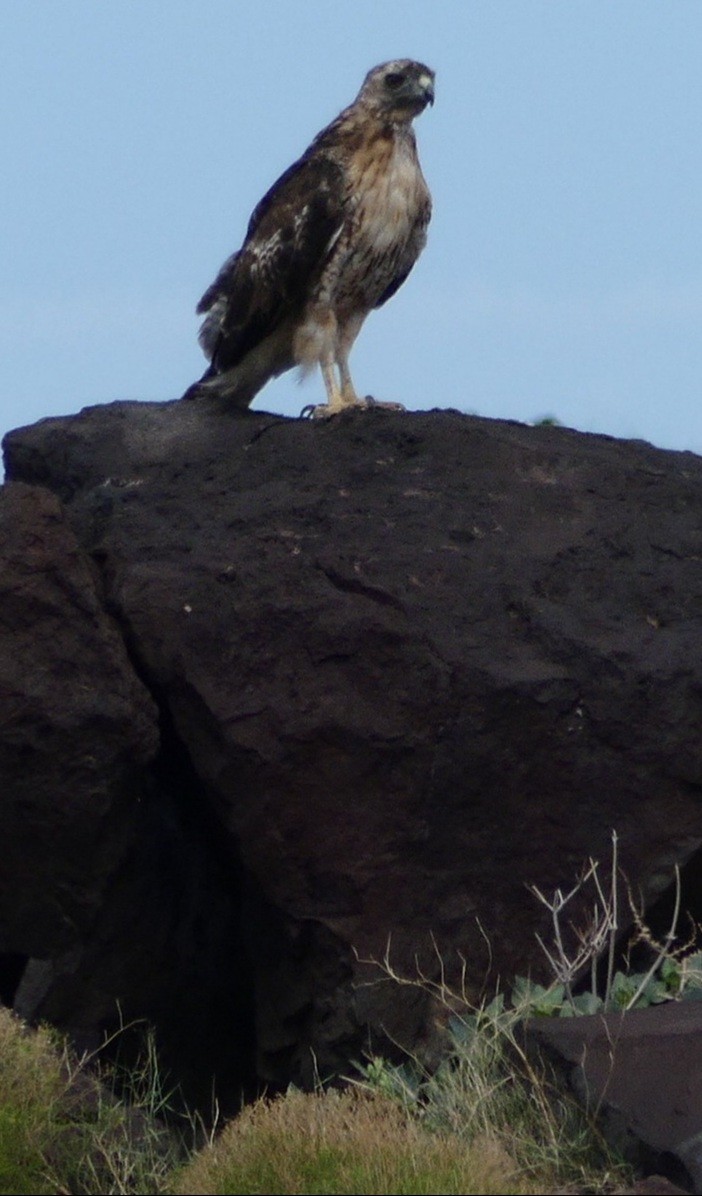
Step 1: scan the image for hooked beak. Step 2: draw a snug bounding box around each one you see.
[418,73,435,107]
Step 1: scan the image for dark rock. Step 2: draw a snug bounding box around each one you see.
[528,1002,702,1193]
[616,1181,690,1196]
[0,481,158,956]
[552,1178,689,1195]
[0,480,256,1112]
[4,400,702,1095]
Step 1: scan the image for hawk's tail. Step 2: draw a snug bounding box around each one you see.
[180,364,217,402]
[180,364,262,409]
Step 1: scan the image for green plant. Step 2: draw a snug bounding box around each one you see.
[524,829,702,1016]
[0,1007,186,1195]
[0,1012,67,1195]
[170,1087,528,1195]
[351,953,630,1194]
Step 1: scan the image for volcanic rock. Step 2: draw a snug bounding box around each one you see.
[528,1001,702,1192]
[0,481,157,958]
[4,399,702,1098]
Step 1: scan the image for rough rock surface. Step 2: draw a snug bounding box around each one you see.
[0,478,254,1108]
[0,482,157,958]
[528,1002,702,1192]
[4,399,702,1100]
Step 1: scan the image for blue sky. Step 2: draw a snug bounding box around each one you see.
[2,1,701,454]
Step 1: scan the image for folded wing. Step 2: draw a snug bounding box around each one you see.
[197,153,347,374]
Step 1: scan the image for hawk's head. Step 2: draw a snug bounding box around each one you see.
[357,60,435,122]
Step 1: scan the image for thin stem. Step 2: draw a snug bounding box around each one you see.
[604,830,618,1007]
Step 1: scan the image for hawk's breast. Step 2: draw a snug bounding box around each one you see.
[335,129,431,310]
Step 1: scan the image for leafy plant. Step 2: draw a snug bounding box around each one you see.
[521,829,702,1017]
[351,949,630,1194]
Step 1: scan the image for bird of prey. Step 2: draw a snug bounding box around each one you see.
[183,59,434,417]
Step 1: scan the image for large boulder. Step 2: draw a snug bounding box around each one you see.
[4,399,702,1093]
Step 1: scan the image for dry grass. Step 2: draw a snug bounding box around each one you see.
[0,996,632,1195]
[171,1087,535,1196]
[0,1006,183,1195]
[0,1009,68,1195]
[349,939,635,1195]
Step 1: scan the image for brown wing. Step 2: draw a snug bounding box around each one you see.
[198,153,347,373]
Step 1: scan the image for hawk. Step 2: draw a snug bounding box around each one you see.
[183,59,434,417]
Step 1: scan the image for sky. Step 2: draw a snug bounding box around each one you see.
[1,1,701,457]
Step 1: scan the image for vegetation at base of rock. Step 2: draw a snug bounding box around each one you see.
[354,996,630,1196]
[171,1088,529,1195]
[0,1003,631,1195]
[0,1007,184,1195]
[518,830,702,1018]
[512,952,702,1020]
[3,838,693,1195]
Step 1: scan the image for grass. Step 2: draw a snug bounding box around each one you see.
[170,1087,528,1196]
[0,1006,184,1195]
[0,995,632,1196]
[169,984,633,1196]
[352,996,630,1195]
[0,1009,64,1196]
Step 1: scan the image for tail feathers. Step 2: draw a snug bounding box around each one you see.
[181,321,295,407]
[180,364,217,402]
[180,365,261,409]
[181,380,210,401]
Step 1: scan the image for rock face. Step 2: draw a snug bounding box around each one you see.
[0,482,158,958]
[0,479,255,1110]
[4,399,702,1102]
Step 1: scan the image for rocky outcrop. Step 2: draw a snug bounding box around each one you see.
[3,399,702,1104]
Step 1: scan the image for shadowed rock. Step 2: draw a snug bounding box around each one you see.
[528,1002,702,1192]
[0,481,158,956]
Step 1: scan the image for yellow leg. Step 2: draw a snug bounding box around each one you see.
[306,351,363,418]
[299,317,406,419]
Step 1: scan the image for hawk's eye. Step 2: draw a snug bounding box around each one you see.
[385,72,405,89]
